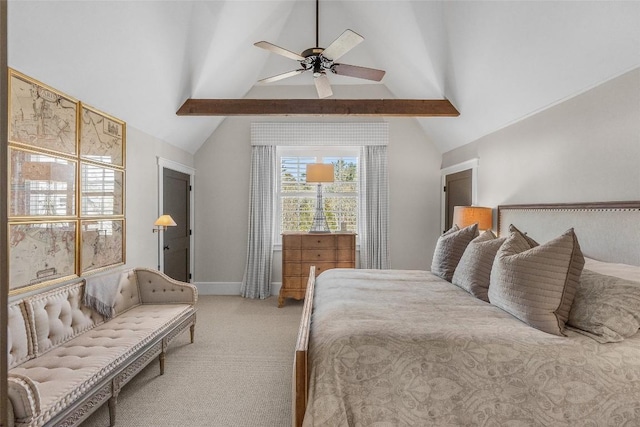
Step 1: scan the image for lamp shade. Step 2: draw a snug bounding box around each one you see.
[452,206,493,230]
[306,163,334,183]
[154,214,177,227]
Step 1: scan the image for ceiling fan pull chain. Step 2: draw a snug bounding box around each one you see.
[316,0,319,48]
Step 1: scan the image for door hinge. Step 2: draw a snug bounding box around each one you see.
[443,185,447,192]
[189,185,192,191]
[189,229,192,236]
[189,273,192,279]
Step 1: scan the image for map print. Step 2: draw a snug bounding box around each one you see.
[9,222,76,291]
[80,105,124,167]
[81,220,124,273]
[9,71,77,155]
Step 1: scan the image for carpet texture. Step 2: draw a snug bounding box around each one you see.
[81,295,303,427]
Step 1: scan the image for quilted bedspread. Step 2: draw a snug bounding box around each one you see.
[303,269,640,426]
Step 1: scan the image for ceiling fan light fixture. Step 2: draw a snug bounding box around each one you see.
[254,0,385,99]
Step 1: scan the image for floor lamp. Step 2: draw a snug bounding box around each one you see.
[306,163,334,233]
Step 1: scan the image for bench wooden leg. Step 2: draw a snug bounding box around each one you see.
[190,324,195,343]
[108,395,117,426]
[159,351,165,375]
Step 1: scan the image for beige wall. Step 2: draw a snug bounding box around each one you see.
[124,126,195,270]
[442,68,640,211]
[193,86,443,290]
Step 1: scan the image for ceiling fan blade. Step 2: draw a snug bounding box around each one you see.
[254,41,305,61]
[320,29,364,61]
[332,63,386,82]
[314,74,333,99]
[258,69,306,84]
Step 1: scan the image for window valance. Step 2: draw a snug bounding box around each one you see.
[251,123,388,146]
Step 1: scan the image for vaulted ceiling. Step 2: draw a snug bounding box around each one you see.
[8,1,640,154]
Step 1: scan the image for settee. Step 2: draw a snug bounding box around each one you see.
[7,267,197,427]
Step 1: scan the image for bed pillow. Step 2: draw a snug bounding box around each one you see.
[452,230,506,302]
[488,228,585,336]
[566,269,640,343]
[508,224,539,247]
[430,223,479,282]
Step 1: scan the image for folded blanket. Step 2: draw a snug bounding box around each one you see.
[83,272,120,318]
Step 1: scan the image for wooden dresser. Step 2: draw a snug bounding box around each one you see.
[280,233,356,307]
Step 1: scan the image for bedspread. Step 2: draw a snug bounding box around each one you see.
[304,269,640,426]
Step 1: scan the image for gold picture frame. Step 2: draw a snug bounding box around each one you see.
[80,103,126,168]
[80,162,124,217]
[8,68,78,156]
[8,220,78,295]
[80,219,125,274]
[9,147,77,218]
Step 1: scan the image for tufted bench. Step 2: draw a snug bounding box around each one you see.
[7,267,197,427]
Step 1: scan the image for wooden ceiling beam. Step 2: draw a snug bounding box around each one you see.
[176,99,459,117]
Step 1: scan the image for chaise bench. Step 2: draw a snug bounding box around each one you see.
[7,267,197,427]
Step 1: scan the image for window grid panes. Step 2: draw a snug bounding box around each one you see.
[277,148,358,240]
[81,164,116,216]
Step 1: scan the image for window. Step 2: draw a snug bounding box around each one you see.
[276,146,359,243]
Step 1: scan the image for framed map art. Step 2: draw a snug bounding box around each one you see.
[7,68,127,294]
[8,69,78,156]
[9,147,77,218]
[80,219,125,274]
[80,103,125,168]
[8,221,78,294]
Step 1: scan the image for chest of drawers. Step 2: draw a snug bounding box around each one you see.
[279,233,356,307]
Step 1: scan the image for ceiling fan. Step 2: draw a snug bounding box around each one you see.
[254,0,386,99]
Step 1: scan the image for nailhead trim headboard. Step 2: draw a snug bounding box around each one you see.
[498,201,640,266]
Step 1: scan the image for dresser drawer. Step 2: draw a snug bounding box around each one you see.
[336,249,355,263]
[283,263,302,276]
[301,235,335,249]
[282,234,302,249]
[282,249,301,262]
[336,234,355,249]
[301,249,335,262]
[302,262,336,276]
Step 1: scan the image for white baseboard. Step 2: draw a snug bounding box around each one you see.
[195,282,282,296]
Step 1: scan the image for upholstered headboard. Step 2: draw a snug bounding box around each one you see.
[498,201,640,266]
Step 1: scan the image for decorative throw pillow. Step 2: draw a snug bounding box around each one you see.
[488,228,585,336]
[431,223,479,282]
[566,269,640,343]
[508,224,539,247]
[452,230,506,302]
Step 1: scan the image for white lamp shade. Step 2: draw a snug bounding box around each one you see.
[306,163,334,183]
[452,206,493,230]
[154,214,177,227]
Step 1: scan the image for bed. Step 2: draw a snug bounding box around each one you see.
[293,201,640,426]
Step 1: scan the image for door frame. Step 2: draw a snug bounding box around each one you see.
[157,157,195,281]
[440,158,479,233]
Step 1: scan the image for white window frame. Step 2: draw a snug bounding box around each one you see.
[274,145,360,247]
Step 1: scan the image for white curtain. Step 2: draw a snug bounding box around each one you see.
[359,145,390,269]
[240,145,275,299]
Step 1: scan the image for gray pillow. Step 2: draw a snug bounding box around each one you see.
[488,228,585,336]
[508,224,539,247]
[431,223,478,282]
[452,230,506,302]
[566,269,640,343]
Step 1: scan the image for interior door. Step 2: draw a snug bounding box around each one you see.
[162,168,190,281]
[445,169,472,232]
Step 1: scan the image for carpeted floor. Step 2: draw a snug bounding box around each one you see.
[81,295,304,427]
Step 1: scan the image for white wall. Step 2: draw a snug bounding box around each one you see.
[442,68,640,211]
[193,85,443,293]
